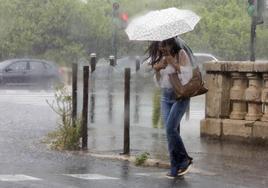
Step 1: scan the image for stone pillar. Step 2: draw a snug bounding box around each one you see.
[203,62,231,118]
[245,73,262,121]
[229,72,247,120]
[261,73,268,121]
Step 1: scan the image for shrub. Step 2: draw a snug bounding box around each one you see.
[46,86,81,150]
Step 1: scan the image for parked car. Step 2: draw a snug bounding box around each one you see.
[194,53,220,75]
[115,53,220,78]
[115,55,156,78]
[194,53,219,63]
[115,56,141,73]
[0,58,62,88]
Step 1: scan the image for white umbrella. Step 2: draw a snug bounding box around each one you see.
[125,7,200,41]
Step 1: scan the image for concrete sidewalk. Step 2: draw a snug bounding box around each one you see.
[86,118,268,187]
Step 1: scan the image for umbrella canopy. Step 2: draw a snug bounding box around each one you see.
[125,8,200,41]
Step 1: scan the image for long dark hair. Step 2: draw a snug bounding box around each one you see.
[146,37,194,66]
[146,38,182,66]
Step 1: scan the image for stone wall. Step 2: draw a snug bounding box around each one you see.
[201,61,268,142]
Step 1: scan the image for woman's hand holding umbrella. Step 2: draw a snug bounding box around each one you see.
[164,55,181,72]
[153,60,167,71]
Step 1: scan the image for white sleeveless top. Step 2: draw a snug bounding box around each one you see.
[154,64,176,88]
[153,50,192,88]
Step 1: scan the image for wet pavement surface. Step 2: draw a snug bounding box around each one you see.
[0,87,267,187]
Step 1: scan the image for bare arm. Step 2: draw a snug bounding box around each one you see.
[178,49,190,66]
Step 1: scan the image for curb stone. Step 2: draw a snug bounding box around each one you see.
[69,150,170,168]
[62,150,218,176]
[89,153,170,168]
[86,152,217,176]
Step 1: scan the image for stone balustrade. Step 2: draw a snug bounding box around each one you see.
[201,61,268,142]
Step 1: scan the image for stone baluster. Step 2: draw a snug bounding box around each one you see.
[245,73,262,121]
[229,72,247,119]
[261,73,268,121]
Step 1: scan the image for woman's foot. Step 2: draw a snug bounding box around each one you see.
[166,157,193,178]
[185,156,193,164]
[166,172,178,179]
[188,156,193,163]
[177,160,192,177]
[166,167,179,179]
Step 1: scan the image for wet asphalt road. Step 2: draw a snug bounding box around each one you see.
[0,89,267,188]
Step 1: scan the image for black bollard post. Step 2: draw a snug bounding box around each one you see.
[72,63,78,127]
[135,57,140,72]
[82,66,89,149]
[89,54,96,124]
[90,53,96,73]
[109,55,115,66]
[122,68,131,155]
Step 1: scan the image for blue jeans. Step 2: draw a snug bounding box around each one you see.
[161,88,190,172]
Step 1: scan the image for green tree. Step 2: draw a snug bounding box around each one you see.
[0,0,87,64]
[0,0,267,63]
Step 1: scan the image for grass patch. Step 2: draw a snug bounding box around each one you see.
[135,152,150,166]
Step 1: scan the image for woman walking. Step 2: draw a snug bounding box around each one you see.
[147,37,193,178]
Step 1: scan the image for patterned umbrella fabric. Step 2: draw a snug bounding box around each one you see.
[125,8,200,41]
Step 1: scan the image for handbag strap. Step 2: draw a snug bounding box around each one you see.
[178,49,191,67]
[175,37,196,67]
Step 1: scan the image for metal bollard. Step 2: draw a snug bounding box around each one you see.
[72,63,78,127]
[135,57,140,72]
[109,55,116,66]
[122,68,131,155]
[89,53,96,124]
[82,66,89,149]
[90,53,96,73]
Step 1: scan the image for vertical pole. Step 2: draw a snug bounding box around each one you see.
[123,68,131,155]
[82,66,89,149]
[111,2,119,63]
[90,53,96,123]
[90,53,96,73]
[111,8,115,57]
[135,57,140,72]
[109,55,115,66]
[108,55,115,122]
[111,4,118,63]
[250,19,256,61]
[72,63,78,126]
[112,28,117,62]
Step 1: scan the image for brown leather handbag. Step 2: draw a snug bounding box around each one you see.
[169,66,208,99]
